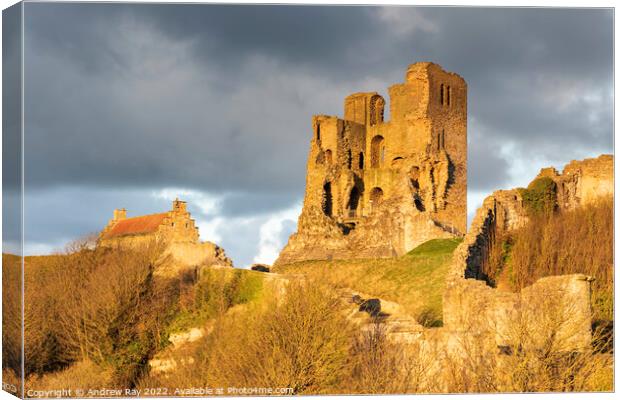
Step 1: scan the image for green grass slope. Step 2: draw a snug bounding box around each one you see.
[166,267,269,335]
[275,238,462,326]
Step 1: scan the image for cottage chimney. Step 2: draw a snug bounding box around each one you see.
[113,208,127,221]
[173,198,187,212]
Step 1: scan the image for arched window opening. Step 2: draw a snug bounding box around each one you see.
[414,195,425,212]
[322,182,333,216]
[342,222,355,235]
[369,95,385,126]
[410,166,420,181]
[370,187,384,212]
[347,149,352,169]
[348,186,361,216]
[447,86,451,106]
[325,149,333,165]
[358,152,364,169]
[316,123,321,140]
[441,129,445,149]
[440,84,444,105]
[410,177,419,190]
[315,152,324,165]
[391,156,404,168]
[371,135,385,168]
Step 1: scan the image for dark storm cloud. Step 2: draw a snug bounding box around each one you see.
[3,3,23,254]
[19,4,613,262]
[23,4,613,194]
[217,191,299,217]
[467,131,511,191]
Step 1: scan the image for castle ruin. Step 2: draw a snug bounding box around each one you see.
[276,62,467,265]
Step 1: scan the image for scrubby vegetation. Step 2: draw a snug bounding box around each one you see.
[489,196,613,323]
[138,276,612,394]
[275,238,461,327]
[21,241,177,388]
[2,254,23,396]
[518,176,558,216]
[5,207,613,395]
[167,267,264,334]
[11,240,273,394]
[138,280,427,394]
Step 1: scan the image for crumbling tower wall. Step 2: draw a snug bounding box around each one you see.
[276,62,467,265]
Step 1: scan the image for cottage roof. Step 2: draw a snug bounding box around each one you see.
[102,213,168,239]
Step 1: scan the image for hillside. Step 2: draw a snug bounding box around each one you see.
[491,196,613,323]
[275,238,462,327]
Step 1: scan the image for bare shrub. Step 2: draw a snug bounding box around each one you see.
[342,321,429,394]
[441,289,613,393]
[141,279,354,394]
[207,280,353,393]
[508,196,613,322]
[25,360,113,394]
[24,240,178,387]
[2,254,23,380]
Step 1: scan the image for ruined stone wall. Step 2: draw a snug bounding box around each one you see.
[542,154,614,210]
[276,62,467,266]
[159,241,233,276]
[442,155,613,352]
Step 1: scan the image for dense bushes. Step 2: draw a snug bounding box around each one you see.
[166,268,264,334]
[518,177,558,216]
[487,196,613,322]
[23,241,179,387]
[141,280,356,394]
[2,254,23,394]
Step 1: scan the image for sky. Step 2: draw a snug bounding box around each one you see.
[4,4,613,267]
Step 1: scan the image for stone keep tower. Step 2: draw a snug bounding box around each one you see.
[275,62,467,265]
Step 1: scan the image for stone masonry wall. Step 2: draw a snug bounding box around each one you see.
[442,155,613,352]
[276,62,467,266]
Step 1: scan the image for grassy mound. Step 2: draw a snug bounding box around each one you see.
[275,238,462,326]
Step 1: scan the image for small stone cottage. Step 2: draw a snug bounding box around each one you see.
[98,198,232,270]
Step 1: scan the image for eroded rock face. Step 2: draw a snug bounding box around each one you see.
[540,154,613,210]
[276,62,467,265]
[443,154,613,352]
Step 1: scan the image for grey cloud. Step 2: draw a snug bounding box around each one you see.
[16,4,613,261]
[22,186,300,266]
[217,192,301,218]
[467,136,511,191]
